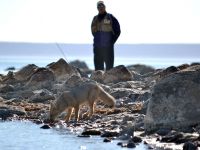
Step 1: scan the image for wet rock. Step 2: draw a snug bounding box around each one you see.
[131,136,142,143]
[156,128,172,136]
[40,124,51,129]
[183,141,198,150]
[101,130,119,137]
[127,142,136,148]
[81,129,101,136]
[145,68,200,132]
[159,66,180,78]
[77,135,91,138]
[48,58,80,81]
[0,105,26,120]
[25,68,55,90]
[103,138,112,142]
[29,89,55,103]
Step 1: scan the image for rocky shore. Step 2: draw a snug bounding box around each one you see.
[1,58,200,149]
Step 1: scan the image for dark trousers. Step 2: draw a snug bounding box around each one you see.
[93,46,114,71]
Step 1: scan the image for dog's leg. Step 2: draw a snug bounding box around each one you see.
[74,105,80,122]
[89,101,95,118]
[64,107,73,122]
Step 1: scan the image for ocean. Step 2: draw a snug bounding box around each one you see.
[0,42,200,74]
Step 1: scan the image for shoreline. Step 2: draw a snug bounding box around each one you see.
[1,58,200,149]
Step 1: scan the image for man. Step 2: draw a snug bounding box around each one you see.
[91,1,121,71]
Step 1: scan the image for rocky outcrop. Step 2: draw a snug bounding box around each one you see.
[48,58,80,81]
[90,65,133,84]
[25,68,55,90]
[15,64,38,81]
[145,67,200,132]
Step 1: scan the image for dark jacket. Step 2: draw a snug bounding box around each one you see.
[91,13,121,48]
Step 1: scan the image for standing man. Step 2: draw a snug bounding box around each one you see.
[91,1,121,71]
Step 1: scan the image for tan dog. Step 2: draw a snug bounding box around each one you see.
[50,82,115,122]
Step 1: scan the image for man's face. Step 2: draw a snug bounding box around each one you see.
[97,4,106,14]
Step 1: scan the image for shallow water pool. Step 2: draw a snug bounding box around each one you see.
[0,121,148,150]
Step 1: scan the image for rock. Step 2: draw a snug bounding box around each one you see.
[48,58,80,81]
[159,66,180,78]
[0,84,14,93]
[127,142,136,148]
[40,124,51,129]
[29,89,55,103]
[103,65,133,84]
[0,105,26,120]
[103,138,112,142]
[183,142,198,150]
[127,64,155,75]
[177,64,190,70]
[90,65,133,84]
[25,68,55,90]
[70,60,89,70]
[131,136,142,143]
[77,135,91,138]
[90,70,104,83]
[1,71,19,84]
[15,64,38,81]
[145,68,200,132]
[81,129,101,136]
[101,130,119,137]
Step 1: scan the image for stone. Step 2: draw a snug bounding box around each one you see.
[48,58,80,81]
[127,64,155,75]
[25,68,55,90]
[0,105,26,120]
[29,89,55,103]
[40,124,51,129]
[145,69,200,132]
[15,64,38,81]
[183,142,198,150]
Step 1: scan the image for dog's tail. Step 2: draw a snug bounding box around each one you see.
[98,86,115,108]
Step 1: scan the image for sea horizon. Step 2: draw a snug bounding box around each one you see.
[0,42,200,74]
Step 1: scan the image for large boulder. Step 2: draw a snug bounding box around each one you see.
[145,67,200,132]
[127,64,155,75]
[15,64,38,81]
[25,68,55,90]
[90,65,133,84]
[48,58,80,81]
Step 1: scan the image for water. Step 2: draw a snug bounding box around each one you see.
[0,121,147,150]
[0,43,200,74]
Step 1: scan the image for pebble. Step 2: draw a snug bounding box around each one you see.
[40,124,51,129]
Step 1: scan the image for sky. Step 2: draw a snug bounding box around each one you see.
[0,0,200,44]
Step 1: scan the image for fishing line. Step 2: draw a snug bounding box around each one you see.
[55,42,69,63]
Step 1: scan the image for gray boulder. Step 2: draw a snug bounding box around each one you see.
[145,68,200,132]
[48,58,80,81]
[15,64,38,81]
[25,68,55,90]
[90,65,133,84]
[29,89,55,103]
